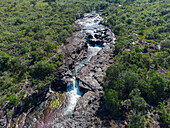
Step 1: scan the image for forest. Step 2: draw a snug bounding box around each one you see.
[0,0,169,127]
[102,0,169,127]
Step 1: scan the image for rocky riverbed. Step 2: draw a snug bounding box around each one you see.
[50,13,117,127]
[6,13,123,128]
[50,13,119,128]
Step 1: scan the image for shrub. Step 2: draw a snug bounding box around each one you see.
[14,18,25,25]
[32,61,55,79]
[126,18,133,24]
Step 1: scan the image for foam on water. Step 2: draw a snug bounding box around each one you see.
[64,77,82,115]
[87,44,101,61]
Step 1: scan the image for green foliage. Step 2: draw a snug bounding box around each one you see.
[32,61,55,79]
[143,45,149,53]
[0,0,169,126]
[127,111,146,128]
[48,92,67,111]
[14,18,25,25]
[126,18,133,24]
[0,0,110,117]
[0,53,12,71]
[104,50,169,125]
[158,102,170,128]
[102,0,169,54]
[103,1,169,123]
[104,89,121,117]
[161,40,170,52]
[8,95,20,106]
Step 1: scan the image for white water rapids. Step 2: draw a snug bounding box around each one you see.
[64,77,82,115]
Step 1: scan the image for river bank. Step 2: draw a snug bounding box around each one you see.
[8,13,122,128]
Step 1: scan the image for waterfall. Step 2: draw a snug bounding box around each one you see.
[64,77,82,115]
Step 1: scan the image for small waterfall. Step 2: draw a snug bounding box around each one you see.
[87,44,101,61]
[64,77,82,115]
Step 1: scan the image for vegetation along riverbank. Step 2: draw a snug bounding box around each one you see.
[0,0,169,127]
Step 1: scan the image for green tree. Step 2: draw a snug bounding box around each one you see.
[32,61,55,79]
[104,89,121,117]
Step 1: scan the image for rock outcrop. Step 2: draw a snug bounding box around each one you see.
[63,31,88,70]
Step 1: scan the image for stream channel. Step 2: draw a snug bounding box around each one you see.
[21,12,115,128]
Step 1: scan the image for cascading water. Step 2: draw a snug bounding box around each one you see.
[64,77,82,115]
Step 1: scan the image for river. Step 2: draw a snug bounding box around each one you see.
[20,12,115,128]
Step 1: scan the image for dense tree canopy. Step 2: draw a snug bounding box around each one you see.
[102,0,169,127]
